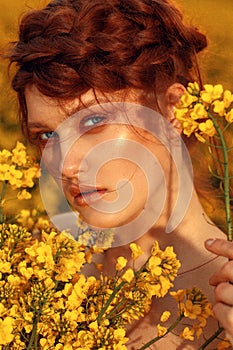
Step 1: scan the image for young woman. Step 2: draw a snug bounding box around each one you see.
[8,0,228,348]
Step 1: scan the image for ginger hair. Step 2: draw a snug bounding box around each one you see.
[8,0,207,130]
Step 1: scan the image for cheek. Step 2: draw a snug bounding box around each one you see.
[96,159,149,204]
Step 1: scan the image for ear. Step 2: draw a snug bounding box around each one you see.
[159,83,186,133]
[166,83,186,106]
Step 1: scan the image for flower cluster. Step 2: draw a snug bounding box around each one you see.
[175,82,233,242]
[0,223,182,349]
[0,107,230,349]
[170,287,213,341]
[16,209,51,234]
[0,141,40,201]
[175,82,233,142]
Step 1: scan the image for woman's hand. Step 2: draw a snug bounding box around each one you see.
[205,239,233,344]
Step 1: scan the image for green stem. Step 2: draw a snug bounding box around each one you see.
[27,312,41,350]
[138,314,184,350]
[106,296,127,319]
[208,112,233,241]
[198,326,224,350]
[96,280,126,323]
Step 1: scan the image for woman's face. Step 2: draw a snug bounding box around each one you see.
[25,85,180,231]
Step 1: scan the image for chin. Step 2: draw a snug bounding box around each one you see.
[78,210,128,230]
[78,205,143,231]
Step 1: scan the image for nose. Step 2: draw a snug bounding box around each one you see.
[60,139,89,180]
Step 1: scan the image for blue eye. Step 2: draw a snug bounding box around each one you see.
[83,115,105,127]
[40,131,58,140]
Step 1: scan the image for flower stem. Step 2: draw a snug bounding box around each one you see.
[198,326,224,350]
[138,314,184,350]
[27,313,41,350]
[208,112,233,241]
[96,280,126,323]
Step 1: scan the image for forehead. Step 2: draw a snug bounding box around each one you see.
[25,85,145,129]
[25,85,80,128]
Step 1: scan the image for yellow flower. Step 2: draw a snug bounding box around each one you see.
[170,289,186,302]
[180,327,195,341]
[147,256,162,276]
[113,328,127,341]
[21,166,40,187]
[226,108,233,123]
[174,107,189,121]
[182,299,202,319]
[180,91,198,107]
[7,165,23,188]
[157,324,167,337]
[0,261,11,274]
[223,89,233,108]
[8,274,22,286]
[190,103,208,119]
[121,268,134,283]
[89,320,98,331]
[17,189,32,200]
[56,253,85,281]
[186,81,200,95]
[159,276,173,297]
[160,310,171,322]
[67,275,89,307]
[36,243,55,268]
[11,141,27,166]
[0,149,12,163]
[0,316,15,345]
[182,119,199,137]
[201,84,224,104]
[116,256,127,271]
[199,119,216,136]
[77,330,95,348]
[213,100,226,117]
[130,243,144,260]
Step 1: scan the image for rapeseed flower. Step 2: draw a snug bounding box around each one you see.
[0,140,225,349]
[130,242,144,260]
[160,311,171,322]
[0,222,183,349]
[175,82,233,143]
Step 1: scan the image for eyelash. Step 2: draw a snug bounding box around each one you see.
[40,131,58,140]
[81,114,106,128]
[29,114,106,148]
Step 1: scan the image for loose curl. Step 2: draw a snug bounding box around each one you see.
[8,0,207,130]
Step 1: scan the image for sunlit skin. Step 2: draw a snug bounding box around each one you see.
[25,84,227,349]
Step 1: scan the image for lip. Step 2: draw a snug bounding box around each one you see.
[68,184,107,207]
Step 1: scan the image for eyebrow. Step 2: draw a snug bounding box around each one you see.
[27,122,49,129]
[27,97,115,129]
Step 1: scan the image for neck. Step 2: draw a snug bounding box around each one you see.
[104,189,224,275]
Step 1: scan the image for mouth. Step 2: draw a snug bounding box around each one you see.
[68,184,107,207]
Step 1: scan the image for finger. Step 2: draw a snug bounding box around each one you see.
[214,282,233,305]
[209,260,233,286]
[205,239,233,259]
[213,302,233,335]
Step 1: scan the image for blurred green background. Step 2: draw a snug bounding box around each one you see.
[0,0,232,221]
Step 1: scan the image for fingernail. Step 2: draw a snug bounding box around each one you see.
[205,239,215,246]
